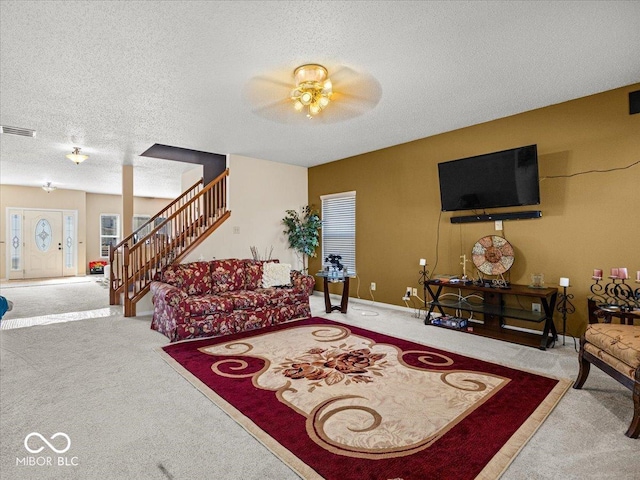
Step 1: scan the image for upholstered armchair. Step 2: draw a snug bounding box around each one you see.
[574,315,640,438]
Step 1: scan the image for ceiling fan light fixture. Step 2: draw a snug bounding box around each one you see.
[294,64,327,84]
[290,64,332,118]
[42,182,57,193]
[66,147,88,165]
[300,91,313,105]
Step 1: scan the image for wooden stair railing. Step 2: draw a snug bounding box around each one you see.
[109,169,230,317]
[108,176,204,306]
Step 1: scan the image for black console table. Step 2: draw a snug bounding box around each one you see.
[424,280,558,350]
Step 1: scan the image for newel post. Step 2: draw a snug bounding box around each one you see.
[108,244,116,305]
[122,242,132,316]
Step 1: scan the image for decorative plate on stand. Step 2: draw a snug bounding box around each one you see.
[472,236,515,276]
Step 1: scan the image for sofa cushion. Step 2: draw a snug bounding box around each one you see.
[184,295,234,316]
[262,262,292,287]
[220,290,271,310]
[255,287,300,306]
[160,262,212,295]
[243,259,278,290]
[210,259,245,293]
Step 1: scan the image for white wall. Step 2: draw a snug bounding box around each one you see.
[183,154,308,269]
[181,165,204,190]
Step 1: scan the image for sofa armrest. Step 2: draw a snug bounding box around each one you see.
[150,281,188,307]
[150,281,190,342]
[290,270,315,296]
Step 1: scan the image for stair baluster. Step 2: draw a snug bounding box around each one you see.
[109,169,230,316]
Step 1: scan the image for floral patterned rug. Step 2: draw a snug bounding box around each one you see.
[158,317,570,480]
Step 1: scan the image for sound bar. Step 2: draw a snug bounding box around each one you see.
[450,210,542,224]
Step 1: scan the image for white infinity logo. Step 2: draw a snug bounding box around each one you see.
[24,432,71,454]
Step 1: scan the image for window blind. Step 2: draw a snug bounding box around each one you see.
[321,191,356,274]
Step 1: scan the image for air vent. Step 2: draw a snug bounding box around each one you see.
[0,125,36,137]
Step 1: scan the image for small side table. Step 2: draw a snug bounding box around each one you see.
[316,271,355,314]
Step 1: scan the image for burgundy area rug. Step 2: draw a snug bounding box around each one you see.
[158,317,570,480]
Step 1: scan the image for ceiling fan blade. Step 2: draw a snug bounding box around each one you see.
[251,98,313,125]
[333,73,382,106]
[335,89,373,103]
[249,75,291,89]
[328,65,358,84]
[252,98,290,113]
[243,74,292,108]
[313,101,371,124]
[244,64,381,124]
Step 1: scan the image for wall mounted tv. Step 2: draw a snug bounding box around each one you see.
[437,144,540,212]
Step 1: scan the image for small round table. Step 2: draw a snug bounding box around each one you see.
[316,271,354,314]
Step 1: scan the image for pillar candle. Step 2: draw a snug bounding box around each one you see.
[593,269,602,279]
[610,267,619,278]
[618,267,628,279]
[559,277,570,287]
[637,270,640,282]
[419,258,426,266]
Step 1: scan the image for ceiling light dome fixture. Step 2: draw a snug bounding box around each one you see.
[42,182,57,193]
[66,147,88,165]
[290,64,332,118]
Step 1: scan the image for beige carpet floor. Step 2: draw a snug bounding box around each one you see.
[0,282,638,479]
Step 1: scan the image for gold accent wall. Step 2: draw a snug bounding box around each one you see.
[309,84,640,337]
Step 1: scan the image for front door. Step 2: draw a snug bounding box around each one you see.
[23,210,63,279]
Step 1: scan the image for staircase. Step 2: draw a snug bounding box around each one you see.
[109,169,230,316]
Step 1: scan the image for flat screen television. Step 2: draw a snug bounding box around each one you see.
[437,145,540,212]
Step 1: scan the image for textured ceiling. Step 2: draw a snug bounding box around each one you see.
[1,1,639,198]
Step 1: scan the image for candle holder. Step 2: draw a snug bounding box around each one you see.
[418,261,431,311]
[589,272,640,310]
[556,284,576,348]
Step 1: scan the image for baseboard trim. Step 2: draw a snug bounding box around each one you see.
[313,291,425,315]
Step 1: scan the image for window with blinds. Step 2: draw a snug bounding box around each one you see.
[321,191,356,274]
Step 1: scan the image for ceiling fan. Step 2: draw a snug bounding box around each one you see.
[243,63,382,124]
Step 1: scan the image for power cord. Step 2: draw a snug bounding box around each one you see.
[541,159,639,179]
[403,296,425,319]
[351,274,379,316]
[431,209,443,276]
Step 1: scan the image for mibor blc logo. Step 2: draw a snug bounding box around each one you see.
[17,432,79,467]
[24,432,71,454]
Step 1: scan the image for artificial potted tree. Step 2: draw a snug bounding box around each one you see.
[282,206,322,273]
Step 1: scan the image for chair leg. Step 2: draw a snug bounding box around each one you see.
[626,373,639,439]
[574,338,591,390]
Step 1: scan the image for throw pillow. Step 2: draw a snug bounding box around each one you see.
[262,262,292,288]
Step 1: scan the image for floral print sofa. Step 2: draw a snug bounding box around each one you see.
[150,259,315,342]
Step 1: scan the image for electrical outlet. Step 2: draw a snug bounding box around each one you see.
[406,286,412,297]
[370,282,376,291]
[495,220,503,231]
[412,288,418,296]
[531,303,541,313]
